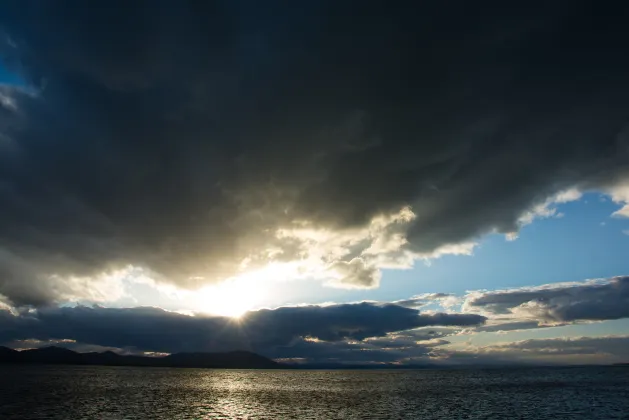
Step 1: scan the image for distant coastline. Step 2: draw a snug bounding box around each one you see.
[0,346,281,369]
[1,347,626,370]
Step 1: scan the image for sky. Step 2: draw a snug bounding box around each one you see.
[0,1,629,366]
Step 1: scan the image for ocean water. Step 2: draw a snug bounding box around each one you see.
[0,365,627,419]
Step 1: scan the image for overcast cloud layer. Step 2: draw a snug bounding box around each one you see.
[1,1,629,306]
[0,301,485,356]
[2,275,629,364]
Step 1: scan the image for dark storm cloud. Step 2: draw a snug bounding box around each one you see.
[270,336,450,365]
[0,301,485,354]
[249,303,483,346]
[277,333,629,366]
[1,1,629,304]
[276,333,629,365]
[464,276,629,323]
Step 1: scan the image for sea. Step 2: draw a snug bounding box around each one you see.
[0,365,627,419]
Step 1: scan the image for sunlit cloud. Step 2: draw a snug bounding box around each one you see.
[504,187,583,240]
[462,276,629,324]
[609,182,629,218]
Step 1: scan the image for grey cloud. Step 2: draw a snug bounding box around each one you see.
[0,301,485,355]
[276,333,629,366]
[394,293,454,308]
[4,297,625,365]
[427,335,629,366]
[327,258,381,289]
[1,2,629,303]
[472,320,547,333]
[464,276,629,323]
[4,338,129,354]
[270,336,450,365]
[488,336,629,357]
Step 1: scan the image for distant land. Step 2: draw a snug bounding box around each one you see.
[0,346,281,369]
[1,347,625,370]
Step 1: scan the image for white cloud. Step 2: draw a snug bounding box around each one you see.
[505,232,519,241]
[273,206,476,289]
[607,182,629,218]
[554,188,583,203]
[507,188,582,240]
[0,294,17,315]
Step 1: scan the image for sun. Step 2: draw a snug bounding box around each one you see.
[202,282,256,318]
[194,262,297,318]
[196,276,268,318]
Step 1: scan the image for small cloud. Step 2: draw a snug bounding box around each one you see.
[505,232,519,241]
[613,205,629,218]
[326,258,381,289]
[607,183,629,218]
[511,188,582,234]
[554,188,582,203]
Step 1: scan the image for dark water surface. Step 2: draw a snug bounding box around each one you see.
[0,365,627,419]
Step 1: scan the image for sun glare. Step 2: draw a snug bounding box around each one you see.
[197,280,258,318]
[193,262,300,318]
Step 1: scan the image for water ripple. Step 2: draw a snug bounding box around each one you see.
[0,366,627,419]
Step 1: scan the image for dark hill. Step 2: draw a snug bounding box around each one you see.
[0,346,18,362]
[0,346,281,369]
[164,350,278,368]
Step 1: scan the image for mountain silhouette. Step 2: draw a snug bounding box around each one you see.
[0,346,281,369]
